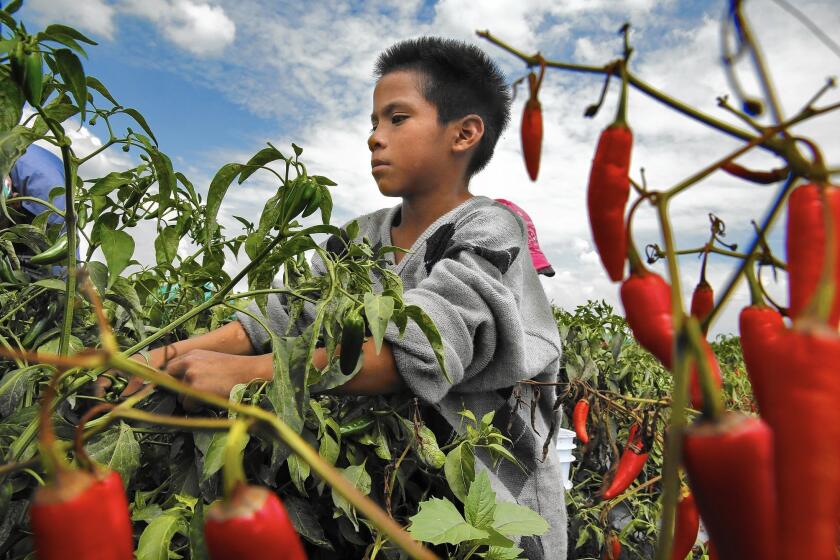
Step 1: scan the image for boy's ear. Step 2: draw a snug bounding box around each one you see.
[451,114,484,154]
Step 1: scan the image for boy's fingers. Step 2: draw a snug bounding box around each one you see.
[120,376,149,397]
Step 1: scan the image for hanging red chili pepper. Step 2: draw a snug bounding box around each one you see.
[620,269,722,408]
[682,413,777,560]
[670,489,699,560]
[785,182,840,326]
[204,483,307,560]
[620,270,673,365]
[30,381,134,560]
[572,399,590,444]
[761,324,840,560]
[690,250,714,329]
[520,59,546,182]
[604,532,622,560]
[30,469,135,560]
[602,421,649,500]
[587,62,632,282]
[738,304,784,416]
[720,161,787,184]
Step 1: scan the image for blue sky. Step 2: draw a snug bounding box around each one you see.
[14,0,840,335]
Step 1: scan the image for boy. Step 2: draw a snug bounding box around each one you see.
[115,37,566,558]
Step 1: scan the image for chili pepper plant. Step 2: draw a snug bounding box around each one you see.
[0,6,550,560]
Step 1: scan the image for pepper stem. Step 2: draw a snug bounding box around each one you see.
[223,418,252,500]
[38,372,68,480]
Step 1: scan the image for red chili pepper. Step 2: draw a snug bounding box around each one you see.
[520,70,544,182]
[682,413,777,560]
[786,182,840,326]
[602,423,649,500]
[204,483,307,560]
[707,541,719,560]
[620,270,673,365]
[30,469,134,560]
[621,270,722,407]
[572,399,590,444]
[690,280,713,323]
[604,532,622,560]
[587,123,633,282]
[587,56,632,283]
[761,325,840,560]
[720,161,787,184]
[738,304,784,415]
[670,490,699,560]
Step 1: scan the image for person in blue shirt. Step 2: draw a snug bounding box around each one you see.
[2,144,72,278]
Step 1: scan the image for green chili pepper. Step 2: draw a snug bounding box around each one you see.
[339,308,365,376]
[21,302,57,348]
[30,235,69,265]
[0,255,17,284]
[23,50,43,106]
[301,183,321,218]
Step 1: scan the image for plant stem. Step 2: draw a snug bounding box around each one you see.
[652,197,686,560]
[703,174,797,327]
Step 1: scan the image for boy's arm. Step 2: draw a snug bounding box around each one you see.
[313,340,405,395]
[112,321,274,398]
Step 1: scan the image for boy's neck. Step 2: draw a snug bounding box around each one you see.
[396,189,473,236]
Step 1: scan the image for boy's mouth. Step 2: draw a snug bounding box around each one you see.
[371,159,389,173]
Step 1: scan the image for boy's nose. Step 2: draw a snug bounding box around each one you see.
[367,129,384,152]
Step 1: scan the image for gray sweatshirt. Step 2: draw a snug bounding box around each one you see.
[237,195,567,559]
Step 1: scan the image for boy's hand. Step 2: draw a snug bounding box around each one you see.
[167,350,272,410]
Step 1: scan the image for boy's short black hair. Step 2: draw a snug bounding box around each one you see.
[374,37,511,180]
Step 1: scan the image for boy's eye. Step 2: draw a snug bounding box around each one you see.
[392,114,407,124]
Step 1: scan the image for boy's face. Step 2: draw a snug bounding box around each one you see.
[368,70,453,197]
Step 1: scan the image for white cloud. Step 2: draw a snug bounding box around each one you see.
[26,0,117,39]
[120,0,236,57]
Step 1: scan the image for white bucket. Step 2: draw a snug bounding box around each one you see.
[554,427,577,491]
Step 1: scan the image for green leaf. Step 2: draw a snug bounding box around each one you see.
[106,276,142,313]
[89,171,133,195]
[363,292,394,354]
[482,545,524,559]
[147,149,176,220]
[154,225,179,266]
[284,496,333,549]
[85,422,141,486]
[319,432,339,466]
[288,453,311,495]
[408,497,488,545]
[444,442,475,503]
[53,48,87,122]
[205,162,244,247]
[465,470,496,530]
[123,108,158,147]
[404,304,449,382]
[292,142,303,157]
[491,502,550,538]
[43,24,98,45]
[0,367,41,417]
[100,227,134,284]
[201,431,248,482]
[0,71,23,133]
[331,462,371,531]
[238,145,285,184]
[86,76,118,105]
[32,278,66,291]
[0,126,38,180]
[136,511,189,560]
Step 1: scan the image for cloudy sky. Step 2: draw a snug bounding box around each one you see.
[16,0,840,336]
